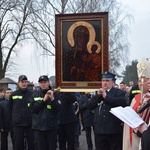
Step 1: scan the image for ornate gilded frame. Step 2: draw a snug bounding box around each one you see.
[55,12,109,91]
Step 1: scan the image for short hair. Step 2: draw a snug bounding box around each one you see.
[120,81,125,85]
[5,88,12,92]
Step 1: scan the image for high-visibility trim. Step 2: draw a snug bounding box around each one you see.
[34,97,43,101]
[47,105,52,109]
[12,96,23,99]
[28,103,30,107]
[131,90,141,94]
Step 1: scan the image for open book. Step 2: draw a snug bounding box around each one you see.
[110,106,145,128]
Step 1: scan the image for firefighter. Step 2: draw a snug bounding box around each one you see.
[30,75,61,150]
[9,75,35,150]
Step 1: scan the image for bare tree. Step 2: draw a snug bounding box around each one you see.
[30,0,132,75]
[27,0,56,57]
[0,0,132,79]
[0,0,36,79]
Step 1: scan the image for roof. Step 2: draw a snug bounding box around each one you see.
[49,76,55,86]
[0,77,17,84]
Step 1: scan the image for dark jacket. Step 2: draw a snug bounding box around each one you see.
[141,126,150,150]
[58,92,77,125]
[79,94,94,127]
[0,96,5,102]
[0,99,13,132]
[30,89,61,131]
[129,84,140,104]
[88,87,127,134]
[9,88,33,126]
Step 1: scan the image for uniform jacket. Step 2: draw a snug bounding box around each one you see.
[88,87,127,134]
[141,126,150,150]
[9,88,33,126]
[30,89,61,131]
[79,94,94,127]
[0,96,5,102]
[129,84,140,104]
[0,99,13,132]
[58,92,77,125]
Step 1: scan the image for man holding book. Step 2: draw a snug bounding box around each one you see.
[123,58,150,150]
[133,77,150,150]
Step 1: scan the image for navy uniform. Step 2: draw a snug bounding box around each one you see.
[30,75,61,150]
[73,93,81,150]
[9,75,35,150]
[0,89,14,150]
[88,72,128,150]
[129,84,141,104]
[79,93,94,150]
[58,92,77,150]
[140,125,150,150]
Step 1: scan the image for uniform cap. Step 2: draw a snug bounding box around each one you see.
[102,72,116,81]
[38,75,49,82]
[112,77,117,82]
[18,75,28,81]
[137,58,150,78]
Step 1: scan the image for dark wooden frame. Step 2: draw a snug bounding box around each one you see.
[55,12,109,89]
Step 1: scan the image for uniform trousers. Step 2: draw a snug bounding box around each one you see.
[1,131,14,150]
[85,126,94,149]
[13,126,35,150]
[34,129,57,150]
[95,133,123,150]
[59,122,75,150]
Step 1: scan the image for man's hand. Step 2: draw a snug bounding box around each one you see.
[97,88,107,98]
[138,123,148,134]
[43,90,54,102]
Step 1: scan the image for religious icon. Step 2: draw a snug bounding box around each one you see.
[65,21,101,81]
[55,12,109,89]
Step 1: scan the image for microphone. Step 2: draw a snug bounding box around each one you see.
[137,100,150,113]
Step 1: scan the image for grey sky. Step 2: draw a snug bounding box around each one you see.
[8,0,150,83]
[120,0,150,61]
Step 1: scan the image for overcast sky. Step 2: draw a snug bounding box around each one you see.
[8,0,150,83]
[119,0,150,61]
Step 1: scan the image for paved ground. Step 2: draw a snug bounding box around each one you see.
[79,130,95,150]
[6,130,95,150]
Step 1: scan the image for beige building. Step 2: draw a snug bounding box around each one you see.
[0,77,17,91]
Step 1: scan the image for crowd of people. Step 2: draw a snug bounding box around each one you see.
[0,59,150,150]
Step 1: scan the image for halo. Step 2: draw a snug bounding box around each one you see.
[67,21,101,54]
